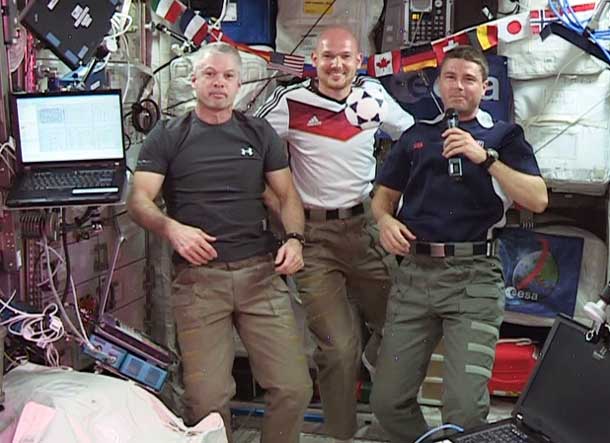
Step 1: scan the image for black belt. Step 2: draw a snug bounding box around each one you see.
[413,241,495,258]
[304,203,365,222]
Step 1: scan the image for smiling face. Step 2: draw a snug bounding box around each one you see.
[191,51,241,114]
[438,57,488,120]
[311,27,362,101]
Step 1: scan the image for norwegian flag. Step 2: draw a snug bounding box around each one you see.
[530,2,596,34]
[367,50,401,77]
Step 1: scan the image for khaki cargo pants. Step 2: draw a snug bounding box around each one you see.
[371,254,505,443]
[172,254,313,443]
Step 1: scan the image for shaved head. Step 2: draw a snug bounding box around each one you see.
[316,26,360,53]
[311,26,362,100]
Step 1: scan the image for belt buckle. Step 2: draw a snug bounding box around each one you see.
[429,242,446,258]
[337,207,350,219]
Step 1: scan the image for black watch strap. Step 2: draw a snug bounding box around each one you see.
[481,149,499,170]
[285,232,306,245]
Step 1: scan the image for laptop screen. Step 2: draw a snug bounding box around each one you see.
[12,90,125,164]
[516,317,610,443]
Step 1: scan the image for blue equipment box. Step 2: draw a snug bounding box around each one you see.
[214,0,276,45]
[119,353,168,392]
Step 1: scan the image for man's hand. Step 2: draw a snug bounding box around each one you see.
[441,127,487,164]
[166,220,218,265]
[274,239,304,275]
[378,214,416,256]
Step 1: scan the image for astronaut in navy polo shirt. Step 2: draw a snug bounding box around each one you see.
[369,45,548,443]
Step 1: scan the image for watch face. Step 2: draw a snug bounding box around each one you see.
[487,149,499,160]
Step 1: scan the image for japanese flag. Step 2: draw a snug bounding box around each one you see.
[494,12,530,43]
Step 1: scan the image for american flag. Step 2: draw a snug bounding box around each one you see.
[268,52,305,77]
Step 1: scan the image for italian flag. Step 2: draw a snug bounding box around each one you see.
[151,0,186,24]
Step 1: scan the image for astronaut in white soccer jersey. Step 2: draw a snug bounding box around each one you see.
[256,26,414,443]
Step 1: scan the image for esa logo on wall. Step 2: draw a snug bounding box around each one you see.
[380,55,510,122]
[498,228,584,319]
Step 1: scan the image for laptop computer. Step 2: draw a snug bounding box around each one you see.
[6,89,127,208]
[436,315,610,443]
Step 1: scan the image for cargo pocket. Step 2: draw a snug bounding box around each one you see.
[171,267,211,332]
[459,283,505,324]
[265,274,293,317]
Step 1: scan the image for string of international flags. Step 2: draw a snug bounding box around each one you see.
[151,0,597,79]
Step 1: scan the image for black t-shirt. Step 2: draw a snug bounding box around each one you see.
[136,111,288,262]
[377,113,541,242]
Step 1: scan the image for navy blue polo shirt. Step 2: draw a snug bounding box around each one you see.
[377,111,541,242]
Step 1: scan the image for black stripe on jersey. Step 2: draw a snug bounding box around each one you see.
[255,80,309,118]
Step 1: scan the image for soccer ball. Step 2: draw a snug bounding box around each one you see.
[344,86,388,130]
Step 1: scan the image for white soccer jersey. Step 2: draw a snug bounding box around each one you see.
[256,76,414,209]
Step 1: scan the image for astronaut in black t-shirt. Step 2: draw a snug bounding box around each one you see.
[369,46,548,443]
[128,42,312,443]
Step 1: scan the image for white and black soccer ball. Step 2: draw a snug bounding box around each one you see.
[344,86,388,130]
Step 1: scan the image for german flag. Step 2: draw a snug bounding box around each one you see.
[467,25,498,53]
[401,49,438,73]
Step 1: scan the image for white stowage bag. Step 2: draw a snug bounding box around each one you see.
[497,0,609,79]
[165,47,275,116]
[275,0,383,63]
[0,363,227,443]
[504,225,607,328]
[512,70,610,195]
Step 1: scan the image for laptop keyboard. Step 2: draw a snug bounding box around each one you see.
[24,169,114,191]
[455,423,531,443]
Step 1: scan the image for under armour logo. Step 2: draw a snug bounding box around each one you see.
[241,146,254,156]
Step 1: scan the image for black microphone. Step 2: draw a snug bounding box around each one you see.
[445,108,463,179]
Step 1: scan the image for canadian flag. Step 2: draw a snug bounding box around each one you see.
[367,50,401,77]
[494,12,530,43]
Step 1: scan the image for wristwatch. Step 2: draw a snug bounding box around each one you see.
[285,232,306,246]
[481,148,499,170]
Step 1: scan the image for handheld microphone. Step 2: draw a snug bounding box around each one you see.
[445,108,462,179]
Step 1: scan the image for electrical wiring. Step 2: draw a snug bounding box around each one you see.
[414,423,464,443]
[0,289,65,356]
[547,0,610,63]
[0,137,16,177]
[41,236,96,352]
[208,0,228,32]
[109,13,133,40]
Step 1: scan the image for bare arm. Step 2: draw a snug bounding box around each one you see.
[127,171,172,236]
[265,167,304,275]
[262,184,281,221]
[371,185,416,256]
[127,171,217,265]
[442,127,548,213]
[487,162,548,213]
